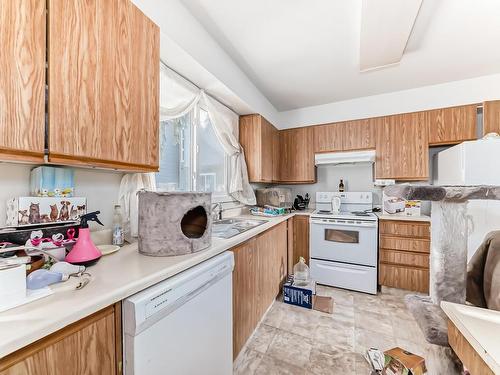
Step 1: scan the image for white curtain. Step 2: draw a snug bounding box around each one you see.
[118,174,156,242]
[119,64,256,240]
[157,64,256,205]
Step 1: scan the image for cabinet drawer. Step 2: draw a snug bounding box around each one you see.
[379,264,429,293]
[380,236,430,253]
[380,249,429,268]
[379,220,430,239]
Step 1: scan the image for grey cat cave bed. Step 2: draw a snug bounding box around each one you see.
[137,191,212,256]
[385,185,500,346]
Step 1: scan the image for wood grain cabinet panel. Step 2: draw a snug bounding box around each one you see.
[0,304,122,375]
[232,238,258,359]
[343,119,376,151]
[48,0,160,171]
[272,126,281,182]
[483,100,500,136]
[379,263,429,293]
[447,320,495,375]
[380,236,430,254]
[428,105,477,145]
[0,0,46,163]
[292,215,310,266]
[239,114,276,183]
[313,123,343,153]
[380,249,429,268]
[379,219,430,293]
[279,127,315,183]
[233,223,288,359]
[379,220,430,239]
[375,113,429,180]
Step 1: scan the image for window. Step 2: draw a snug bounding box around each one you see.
[156,105,229,200]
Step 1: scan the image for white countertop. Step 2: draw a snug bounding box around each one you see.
[0,211,313,359]
[441,301,500,374]
[376,212,431,222]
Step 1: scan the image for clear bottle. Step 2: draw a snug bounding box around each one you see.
[112,204,124,246]
[293,257,310,285]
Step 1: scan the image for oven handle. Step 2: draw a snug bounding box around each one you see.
[310,219,377,228]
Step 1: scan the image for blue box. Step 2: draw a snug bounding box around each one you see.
[283,276,316,309]
[30,166,74,197]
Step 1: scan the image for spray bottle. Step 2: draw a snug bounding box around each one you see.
[65,211,104,266]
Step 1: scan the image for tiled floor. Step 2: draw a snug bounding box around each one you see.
[234,285,460,375]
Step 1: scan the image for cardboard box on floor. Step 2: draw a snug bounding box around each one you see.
[383,347,427,375]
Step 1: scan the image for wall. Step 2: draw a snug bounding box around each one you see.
[0,163,123,230]
[278,73,500,128]
[278,164,383,207]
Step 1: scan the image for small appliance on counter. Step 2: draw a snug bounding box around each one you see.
[293,195,308,210]
[65,211,104,266]
[255,188,292,208]
[383,189,422,216]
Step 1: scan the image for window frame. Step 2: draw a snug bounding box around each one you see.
[157,103,233,203]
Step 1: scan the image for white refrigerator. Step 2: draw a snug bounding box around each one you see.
[435,138,500,260]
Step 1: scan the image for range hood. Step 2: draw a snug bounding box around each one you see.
[314,150,376,165]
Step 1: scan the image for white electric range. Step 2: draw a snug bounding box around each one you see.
[309,192,378,294]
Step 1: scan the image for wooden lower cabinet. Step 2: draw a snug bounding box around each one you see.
[379,219,430,293]
[447,320,495,375]
[232,222,288,359]
[291,215,310,266]
[0,304,122,375]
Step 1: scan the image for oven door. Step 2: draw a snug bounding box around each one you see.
[310,218,377,266]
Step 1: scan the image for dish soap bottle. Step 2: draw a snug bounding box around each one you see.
[339,179,345,192]
[112,204,124,246]
[293,257,310,286]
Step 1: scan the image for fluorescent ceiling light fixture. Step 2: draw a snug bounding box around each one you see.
[360,0,422,72]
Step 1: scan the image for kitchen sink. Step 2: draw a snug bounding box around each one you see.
[212,218,268,239]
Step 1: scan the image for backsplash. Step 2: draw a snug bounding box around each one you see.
[0,163,123,229]
[278,164,383,206]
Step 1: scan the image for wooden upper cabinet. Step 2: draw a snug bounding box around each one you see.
[272,126,281,182]
[239,114,276,183]
[48,0,160,171]
[375,112,429,181]
[483,100,500,136]
[313,123,343,153]
[313,119,375,153]
[279,127,315,183]
[342,119,376,151]
[0,0,46,163]
[428,105,477,145]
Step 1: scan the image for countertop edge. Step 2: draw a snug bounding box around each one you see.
[0,211,312,359]
[375,213,431,222]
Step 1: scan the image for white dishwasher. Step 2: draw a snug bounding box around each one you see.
[123,252,234,375]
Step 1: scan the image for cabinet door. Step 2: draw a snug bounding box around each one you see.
[375,113,429,180]
[313,123,343,153]
[272,126,281,182]
[428,105,477,145]
[0,304,121,375]
[260,117,274,182]
[232,239,258,359]
[483,100,500,136]
[0,0,45,163]
[279,127,315,183]
[343,119,376,151]
[48,0,160,171]
[292,215,310,266]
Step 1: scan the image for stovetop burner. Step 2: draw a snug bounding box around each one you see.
[351,211,371,217]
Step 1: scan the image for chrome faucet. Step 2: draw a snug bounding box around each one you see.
[212,202,223,221]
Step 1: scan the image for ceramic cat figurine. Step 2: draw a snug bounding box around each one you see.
[18,210,29,225]
[50,204,58,222]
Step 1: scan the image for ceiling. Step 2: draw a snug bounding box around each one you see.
[180,0,500,111]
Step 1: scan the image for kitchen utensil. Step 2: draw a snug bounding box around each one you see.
[65,211,103,266]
